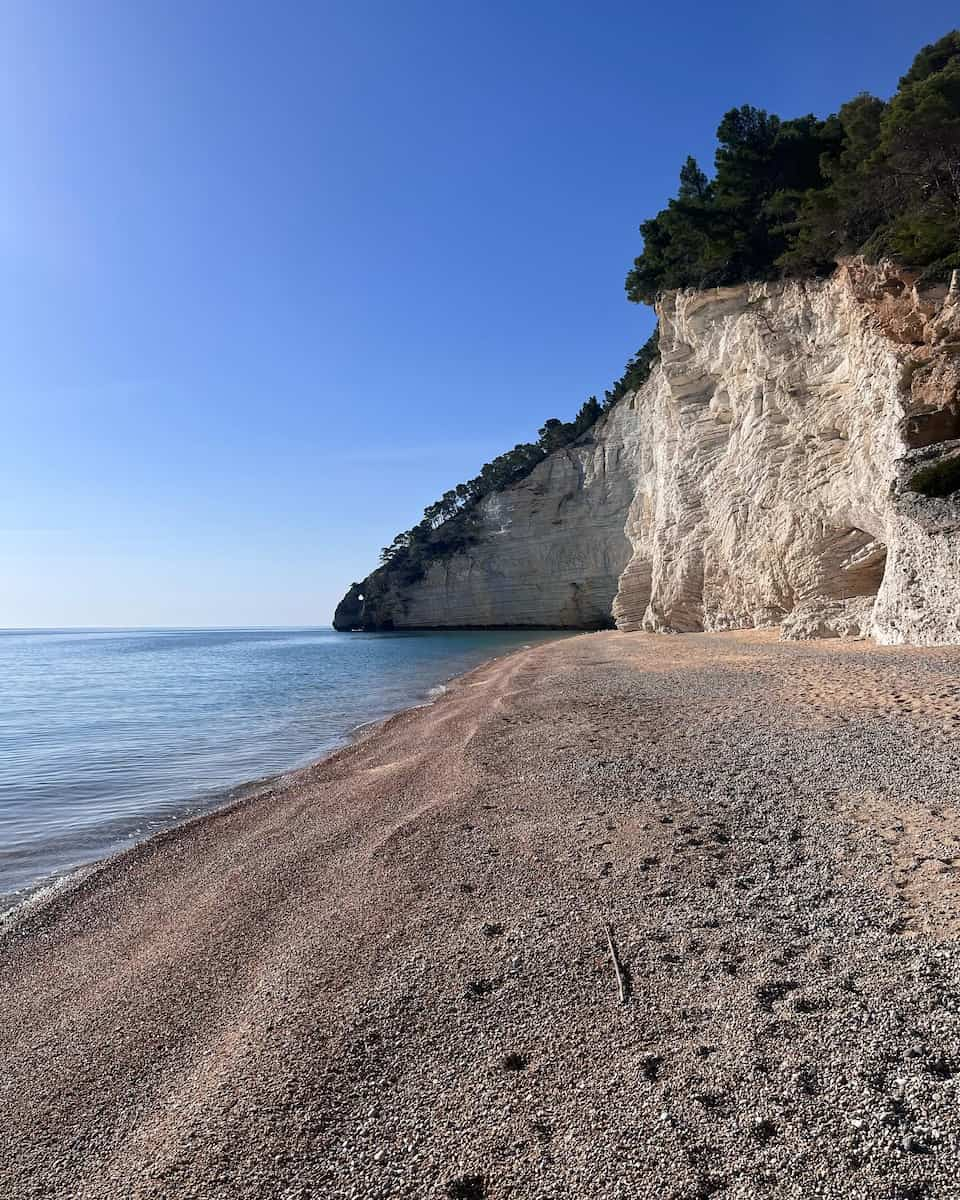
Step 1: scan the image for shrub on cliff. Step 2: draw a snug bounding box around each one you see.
[375,334,661,581]
[626,31,960,303]
[604,327,660,407]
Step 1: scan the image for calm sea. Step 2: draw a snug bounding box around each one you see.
[0,627,565,911]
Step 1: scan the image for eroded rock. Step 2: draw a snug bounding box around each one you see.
[337,260,960,645]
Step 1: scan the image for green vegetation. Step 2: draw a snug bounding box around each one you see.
[626,31,960,303]
[604,326,660,407]
[909,454,960,498]
[376,329,660,581]
[375,32,960,589]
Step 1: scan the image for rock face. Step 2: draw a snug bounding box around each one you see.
[335,261,960,645]
[333,402,640,630]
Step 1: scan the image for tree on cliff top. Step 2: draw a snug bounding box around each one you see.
[355,32,960,601]
[625,31,960,303]
[374,333,659,583]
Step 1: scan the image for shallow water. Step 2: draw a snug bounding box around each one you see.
[0,627,566,908]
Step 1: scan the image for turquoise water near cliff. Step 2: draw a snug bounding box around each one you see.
[0,627,566,909]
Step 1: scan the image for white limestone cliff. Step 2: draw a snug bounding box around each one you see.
[335,402,640,630]
[335,261,960,644]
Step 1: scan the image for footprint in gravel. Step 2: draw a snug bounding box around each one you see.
[925,1053,957,1080]
[750,1118,779,1143]
[792,994,826,1014]
[891,1183,932,1200]
[641,1054,662,1081]
[446,1176,486,1200]
[465,977,503,999]
[532,1119,553,1143]
[755,980,799,1012]
[902,1134,933,1155]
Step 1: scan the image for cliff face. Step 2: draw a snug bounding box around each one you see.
[334,400,641,630]
[335,261,960,645]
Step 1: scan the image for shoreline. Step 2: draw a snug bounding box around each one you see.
[0,635,563,935]
[5,629,960,1198]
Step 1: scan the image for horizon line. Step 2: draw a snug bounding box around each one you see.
[0,624,336,633]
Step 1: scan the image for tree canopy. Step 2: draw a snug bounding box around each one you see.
[625,32,960,303]
[374,329,659,585]
[371,34,960,592]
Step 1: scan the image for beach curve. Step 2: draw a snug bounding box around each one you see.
[3,630,960,1198]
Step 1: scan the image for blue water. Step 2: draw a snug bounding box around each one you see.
[0,627,565,909]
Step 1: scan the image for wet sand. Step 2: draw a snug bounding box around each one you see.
[3,629,960,1199]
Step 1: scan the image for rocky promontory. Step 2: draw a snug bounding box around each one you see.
[336,261,960,645]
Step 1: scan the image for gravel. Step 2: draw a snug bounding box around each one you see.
[2,628,960,1199]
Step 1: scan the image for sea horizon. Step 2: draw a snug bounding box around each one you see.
[0,624,335,633]
[0,626,569,913]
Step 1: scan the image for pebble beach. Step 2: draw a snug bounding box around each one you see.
[3,629,960,1199]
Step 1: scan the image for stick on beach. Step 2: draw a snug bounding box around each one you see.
[3,629,960,1198]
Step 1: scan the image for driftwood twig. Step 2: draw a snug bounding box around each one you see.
[603,922,629,1005]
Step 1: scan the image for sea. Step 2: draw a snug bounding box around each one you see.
[0,626,566,912]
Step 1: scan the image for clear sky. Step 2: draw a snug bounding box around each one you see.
[3,1,956,627]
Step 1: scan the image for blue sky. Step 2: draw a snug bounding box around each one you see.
[3,1,956,626]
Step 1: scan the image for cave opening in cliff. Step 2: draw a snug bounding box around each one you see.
[909,454,960,499]
[783,526,888,638]
[824,527,887,606]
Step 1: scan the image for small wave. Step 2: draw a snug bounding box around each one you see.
[0,864,95,933]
